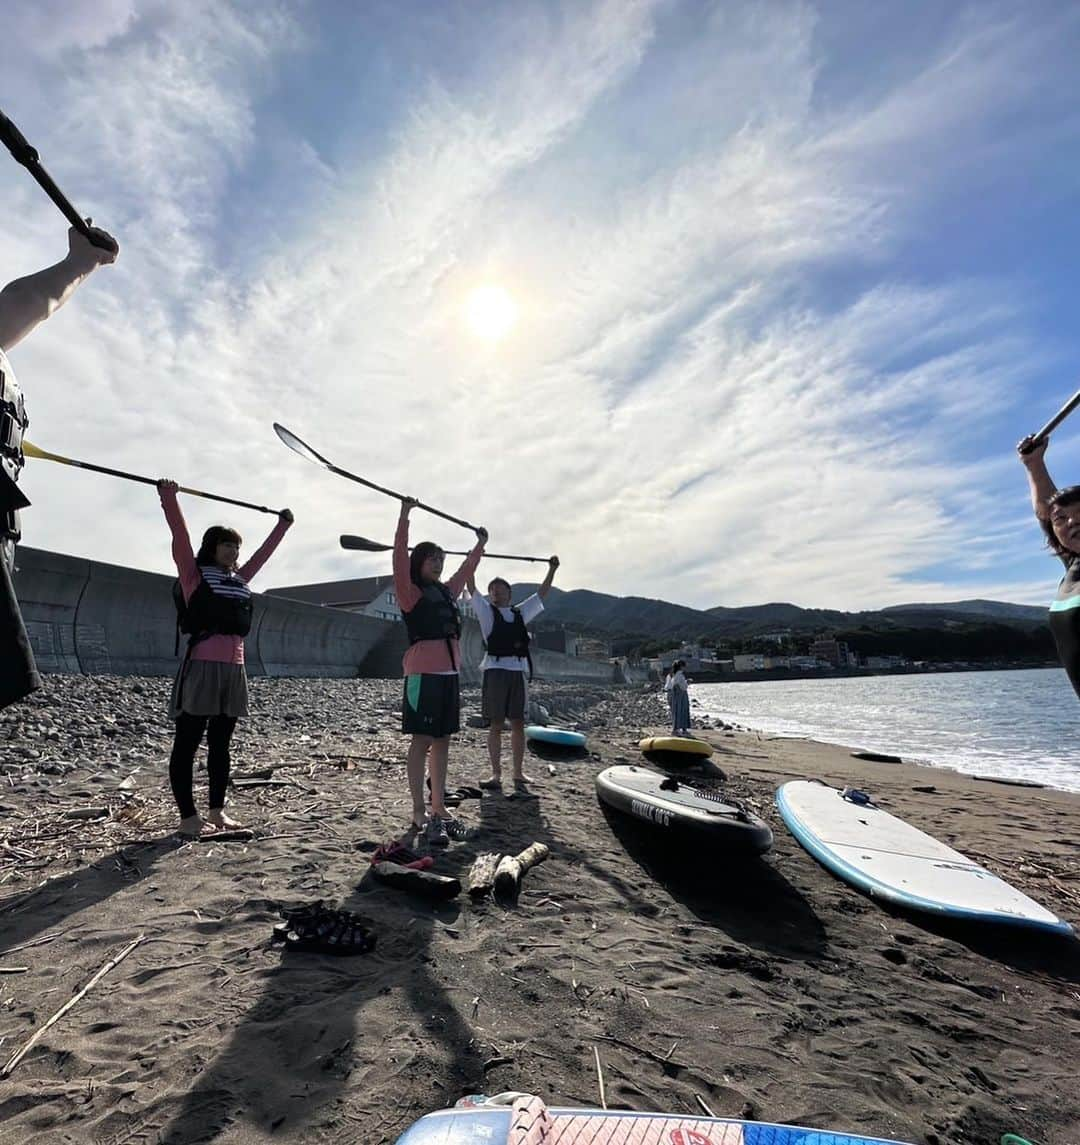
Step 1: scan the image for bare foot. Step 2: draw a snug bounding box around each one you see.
[479,774,503,790]
[512,772,534,786]
[178,814,206,839]
[205,809,244,830]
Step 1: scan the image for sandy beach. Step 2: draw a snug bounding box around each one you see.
[1,676,1078,1145]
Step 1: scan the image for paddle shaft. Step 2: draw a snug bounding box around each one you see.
[274,423,479,532]
[339,534,547,563]
[1029,388,1080,449]
[23,443,280,515]
[0,109,114,250]
[326,460,477,531]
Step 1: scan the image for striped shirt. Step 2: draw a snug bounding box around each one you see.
[160,486,291,665]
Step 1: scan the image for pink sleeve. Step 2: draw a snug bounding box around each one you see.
[393,514,421,612]
[160,487,200,601]
[238,517,292,584]
[445,540,485,598]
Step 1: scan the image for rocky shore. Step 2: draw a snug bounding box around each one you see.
[1,675,1079,1145]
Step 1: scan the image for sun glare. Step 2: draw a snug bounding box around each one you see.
[465,284,518,341]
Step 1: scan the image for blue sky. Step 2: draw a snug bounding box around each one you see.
[2,0,1079,610]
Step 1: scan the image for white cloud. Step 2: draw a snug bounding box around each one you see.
[4,0,1078,613]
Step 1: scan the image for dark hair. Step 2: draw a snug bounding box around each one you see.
[196,525,242,566]
[410,541,444,586]
[488,576,511,594]
[1041,486,1080,556]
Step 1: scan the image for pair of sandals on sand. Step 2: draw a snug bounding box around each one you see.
[272,901,376,956]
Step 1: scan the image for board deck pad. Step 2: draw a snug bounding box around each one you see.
[776,780,1073,935]
[395,1101,914,1144]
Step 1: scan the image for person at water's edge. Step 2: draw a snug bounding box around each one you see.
[666,659,691,735]
[1019,434,1080,699]
[393,497,486,847]
[465,554,560,790]
[159,479,293,838]
[0,224,118,710]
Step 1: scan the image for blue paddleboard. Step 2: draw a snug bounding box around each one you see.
[525,725,587,749]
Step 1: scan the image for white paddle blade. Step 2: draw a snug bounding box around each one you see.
[274,423,331,468]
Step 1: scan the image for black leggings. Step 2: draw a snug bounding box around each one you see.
[168,712,238,819]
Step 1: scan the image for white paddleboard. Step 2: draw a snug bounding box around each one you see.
[776,781,1073,936]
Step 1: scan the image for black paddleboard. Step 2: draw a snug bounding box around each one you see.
[595,765,772,855]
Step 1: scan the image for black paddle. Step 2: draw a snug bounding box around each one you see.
[22,440,283,515]
[274,423,481,533]
[1020,388,1080,453]
[0,108,117,252]
[340,533,550,563]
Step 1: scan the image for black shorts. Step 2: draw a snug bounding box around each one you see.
[402,673,460,738]
[481,668,527,721]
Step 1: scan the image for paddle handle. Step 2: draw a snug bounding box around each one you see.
[0,108,115,251]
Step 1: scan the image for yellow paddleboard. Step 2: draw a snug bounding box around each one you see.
[639,736,713,757]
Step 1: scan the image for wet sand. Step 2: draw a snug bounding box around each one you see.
[1,677,1078,1145]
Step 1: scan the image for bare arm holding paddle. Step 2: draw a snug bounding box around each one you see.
[1017,436,1057,522]
[538,555,560,600]
[0,225,118,351]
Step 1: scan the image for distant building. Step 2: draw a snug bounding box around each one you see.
[575,636,613,660]
[865,654,911,669]
[733,653,766,671]
[265,575,401,622]
[534,627,580,656]
[789,655,825,670]
[810,638,851,667]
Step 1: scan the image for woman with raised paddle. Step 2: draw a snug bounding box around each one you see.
[393,497,486,846]
[1019,430,1080,699]
[157,479,293,838]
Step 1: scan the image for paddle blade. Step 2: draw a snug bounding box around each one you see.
[20,439,49,460]
[274,423,331,468]
[340,535,390,552]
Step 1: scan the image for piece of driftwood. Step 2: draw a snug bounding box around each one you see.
[468,852,503,898]
[493,842,550,902]
[851,750,902,764]
[62,807,108,821]
[1,933,144,1077]
[372,861,460,901]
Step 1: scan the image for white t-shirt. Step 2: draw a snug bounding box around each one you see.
[467,590,544,673]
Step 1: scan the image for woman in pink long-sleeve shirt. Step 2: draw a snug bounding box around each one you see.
[159,480,293,838]
[393,498,485,846]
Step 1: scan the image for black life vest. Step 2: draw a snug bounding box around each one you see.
[173,564,253,655]
[485,604,533,679]
[0,349,30,545]
[403,581,461,669]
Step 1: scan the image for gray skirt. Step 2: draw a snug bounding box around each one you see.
[170,658,249,719]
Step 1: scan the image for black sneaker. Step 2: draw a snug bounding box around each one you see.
[425,816,449,847]
[444,816,473,841]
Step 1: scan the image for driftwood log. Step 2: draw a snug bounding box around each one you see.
[468,852,503,898]
[372,862,460,901]
[494,842,550,902]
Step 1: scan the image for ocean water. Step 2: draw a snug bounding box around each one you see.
[692,668,1080,794]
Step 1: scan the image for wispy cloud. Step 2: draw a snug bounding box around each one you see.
[3,0,1078,610]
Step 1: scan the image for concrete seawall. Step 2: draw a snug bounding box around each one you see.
[12,547,405,678]
[13,548,621,684]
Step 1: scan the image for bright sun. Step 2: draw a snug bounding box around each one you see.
[465,284,518,341]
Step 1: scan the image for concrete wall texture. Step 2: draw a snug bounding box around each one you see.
[13,547,620,684]
[13,547,405,678]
